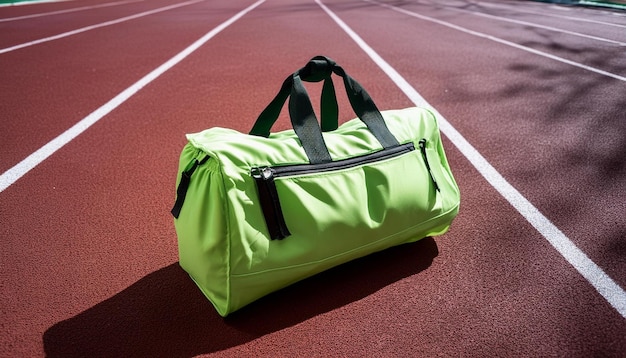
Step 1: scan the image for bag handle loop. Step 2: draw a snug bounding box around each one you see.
[250,56,400,164]
[250,56,339,137]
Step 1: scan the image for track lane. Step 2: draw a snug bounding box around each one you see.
[364,0,626,79]
[0,0,145,23]
[0,0,98,17]
[186,3,625,355]
[432,2,626,46]
[464,0,626,28]
[0,0,257,175]
[320,0,626,316]
[324,0,626,291]
[1,0,369,354]
[1,1,265,355]
[0,0,178,48]
[1,0,625,356]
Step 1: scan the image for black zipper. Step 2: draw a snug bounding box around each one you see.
[252,167,291,240]
[268,142,415,178]
[252,142,415,240]
[171,155,210,219]
[418,139,440,192]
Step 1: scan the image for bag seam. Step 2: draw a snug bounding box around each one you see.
[212,153,232,313]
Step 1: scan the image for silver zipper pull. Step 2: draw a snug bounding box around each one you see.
[252,167,274,180]
[261,167,274,180]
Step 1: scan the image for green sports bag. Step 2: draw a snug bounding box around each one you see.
[171,56,460,316]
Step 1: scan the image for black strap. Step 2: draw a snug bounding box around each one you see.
[320,77,338,132]
[289,74,333,164]
[249,76,293,138]
[337,69,399,148]
[250,62,339,137]
[250,56,400,164]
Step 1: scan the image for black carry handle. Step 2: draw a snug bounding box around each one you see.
[250,57,340,137]
[250,56,400,164]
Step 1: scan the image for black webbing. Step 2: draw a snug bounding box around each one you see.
[249,56,400,164]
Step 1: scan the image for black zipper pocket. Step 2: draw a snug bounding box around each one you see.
[252,142,415,240]
[171,154,210,219]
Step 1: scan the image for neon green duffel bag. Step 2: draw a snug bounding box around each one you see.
[171,56,460,316]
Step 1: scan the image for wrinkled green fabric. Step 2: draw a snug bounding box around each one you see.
[173,107,460,316]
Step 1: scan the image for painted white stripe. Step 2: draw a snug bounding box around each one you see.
[449,5,626,47]
[470,0,626,29]
[364,0,626,82]
[0,0,266,193]
[0,0,204,55]
[316,0,626,319]
[0,0,143,23]
[0,0,73,8]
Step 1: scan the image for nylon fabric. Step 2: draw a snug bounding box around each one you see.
[173,107,460,316]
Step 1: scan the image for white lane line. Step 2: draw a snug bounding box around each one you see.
[0,0,143,22]
[0,0,73,7]
[316,0,626,319]
[470,0,626,28]
[448,4,626,46]
[0,0,266,193]
[0,0,204,54]
[365,0,626,82]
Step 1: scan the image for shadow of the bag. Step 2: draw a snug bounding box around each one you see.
[43,237,438,358]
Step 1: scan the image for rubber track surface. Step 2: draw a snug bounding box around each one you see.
[1,0,625,356]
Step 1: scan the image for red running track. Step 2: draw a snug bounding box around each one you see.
[1,0,625,356]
